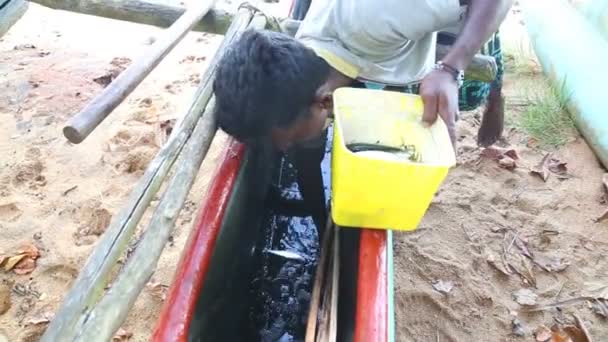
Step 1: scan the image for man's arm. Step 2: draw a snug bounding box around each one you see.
[442,0,513,71]
[421,0,513,148]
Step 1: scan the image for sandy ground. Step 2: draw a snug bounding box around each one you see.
[393,8,608,342]
[0,3,231,341]
[1,1,607,342]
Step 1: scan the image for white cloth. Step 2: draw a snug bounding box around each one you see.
[295,0,467,86]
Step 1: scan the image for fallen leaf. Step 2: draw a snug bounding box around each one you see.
[4,254,26,271]
[17,243,40,260]
[535,325,552,341]
[533,254,570,272]
[481,147,519,160]
[514,235,533,258]
[486,252,511,276]
[146,282,169,301]
[552,324,590,342]
[512,318,528,337]
[596,208,608,223]
[591,298,608,318]
[531,154,551,182]
[499,157,517,170]
[26,311,53,325]
[0,256,6,268]
[513,288,538,306]
[14,258,37,275]
[113,328,133,341]
[548,158,568,174]
[432,280,454,295]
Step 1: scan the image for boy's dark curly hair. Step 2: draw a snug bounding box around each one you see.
[213,29,330,142]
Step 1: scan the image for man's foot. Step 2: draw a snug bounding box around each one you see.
[477,85,505,147]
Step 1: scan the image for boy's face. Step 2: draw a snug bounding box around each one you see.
[270,94,332,151]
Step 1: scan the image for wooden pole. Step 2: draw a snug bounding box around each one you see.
[40,8,258,342]
[0,0,28,38]
[280,18,498,83]
[435,44,498,83]
[29,0,233,35]
[62,0,217,144]
[76,98,218,341]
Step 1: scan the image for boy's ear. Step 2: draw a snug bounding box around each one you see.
[315,92,333,110]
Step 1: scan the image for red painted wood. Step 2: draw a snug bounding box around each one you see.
[151,139,245,342]
[354,229,388,342]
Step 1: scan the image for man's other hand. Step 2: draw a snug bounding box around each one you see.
[420,69,458,149]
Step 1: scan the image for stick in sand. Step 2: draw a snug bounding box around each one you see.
[63,0,217,144]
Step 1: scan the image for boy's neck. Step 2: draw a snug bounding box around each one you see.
[322,67,354,93]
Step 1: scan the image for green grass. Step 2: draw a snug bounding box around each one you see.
[516,78,577,148]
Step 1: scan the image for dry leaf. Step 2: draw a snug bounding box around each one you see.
[113,328,133,341]
[499,157,517,170]
[26,311,53,325]
[591,299,608,318]
[551,324,590,342]
[18,243,40,258]
[533,254,570,273]
[432,280,454,295]
[486,252,511,276]
[535,325,552,341]
[0,256,7,268]
[481,147,519,169]
[531,154,551,181]
[146,282,169,301]
[4,254,26,271]
[513,288,538,306]
[14,257,37,275]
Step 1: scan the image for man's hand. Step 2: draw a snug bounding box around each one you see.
[420,69,459,148]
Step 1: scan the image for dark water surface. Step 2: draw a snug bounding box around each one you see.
[247,133,333,342]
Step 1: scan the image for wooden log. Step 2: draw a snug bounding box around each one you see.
[62,0,217,144]
[40,8,257,342]
[280,18,498,83]
[0,0,28,38]
[76,98,218,342]
[29,0,233,35]
[435,44,498,83]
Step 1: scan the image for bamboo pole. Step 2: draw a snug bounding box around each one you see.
[62,0,217,144]
[29,0,233,35]
[75,98,218,341]
[40,8,257,342]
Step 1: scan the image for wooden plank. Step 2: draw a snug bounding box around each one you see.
[62,0,217,144]
[39,8,257,342]
[0,0,28,38]
[29,0,233,35]
[305,217,334,342]
[327,226,340,341]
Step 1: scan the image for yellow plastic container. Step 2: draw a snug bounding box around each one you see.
[331,87,456,231]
